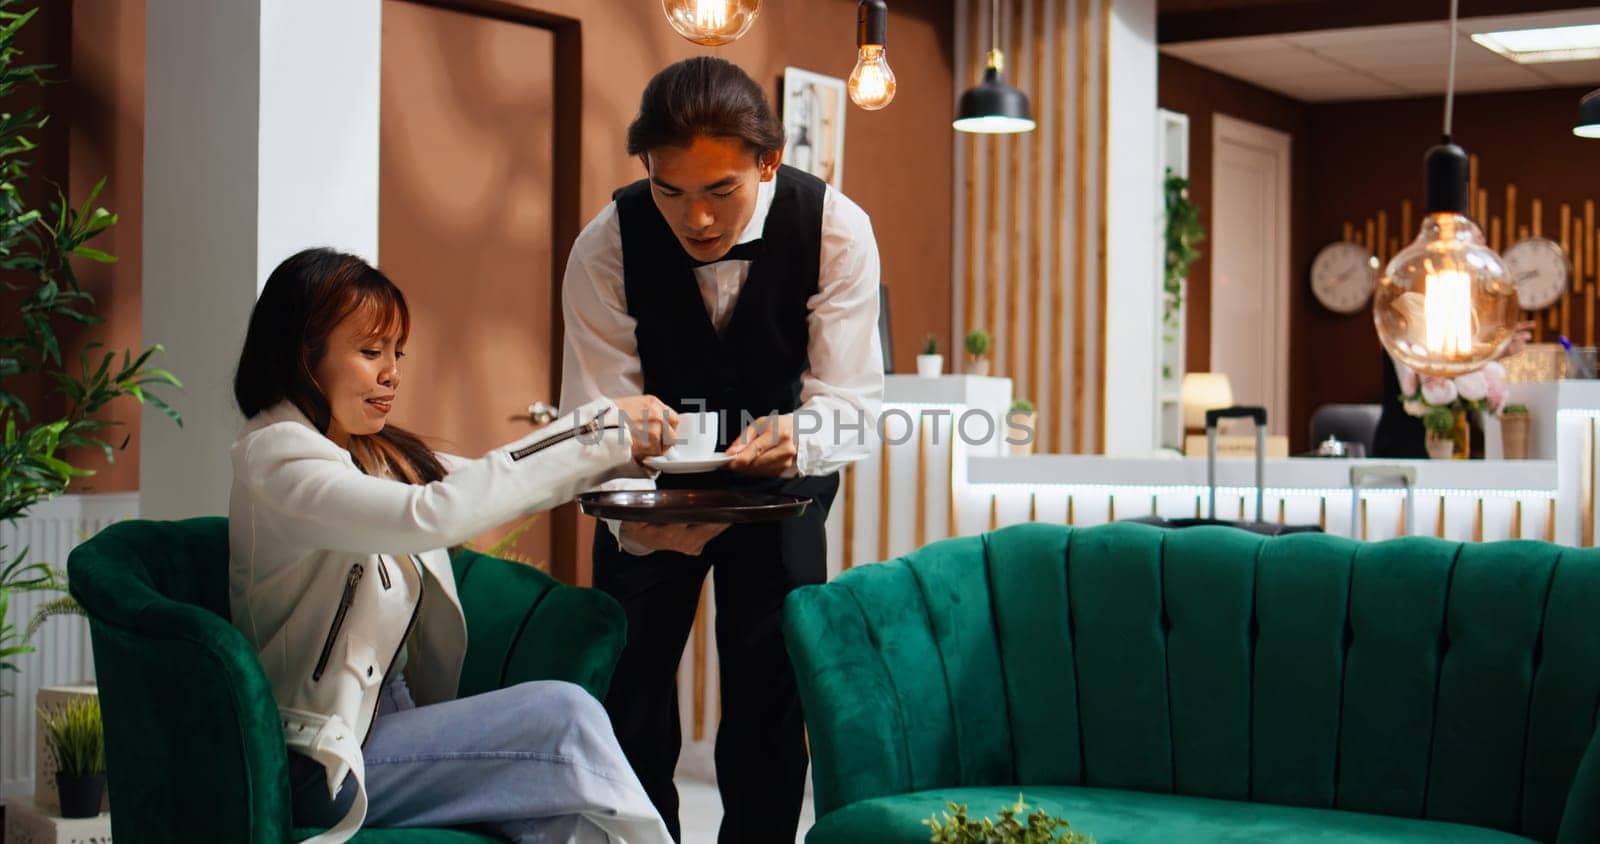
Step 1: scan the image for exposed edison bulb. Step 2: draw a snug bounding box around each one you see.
[1374,212,1519,377]
[848,45,897,110]
[661,0,760,47]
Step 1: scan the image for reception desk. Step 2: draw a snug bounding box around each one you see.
[819,376,1600,573]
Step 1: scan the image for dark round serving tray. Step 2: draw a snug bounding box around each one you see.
[577,489,811,524]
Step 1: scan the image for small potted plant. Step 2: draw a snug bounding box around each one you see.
[1501,403,1531,460]
[917,334,944,378]
[1423,405,1458,460]
[40,695,106,818]
[965,328,993,376]
[926,795,1093,843]
[1007,398,1037,456]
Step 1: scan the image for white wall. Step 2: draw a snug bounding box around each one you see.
[1102,0,1160,455]
[141,0,381,519]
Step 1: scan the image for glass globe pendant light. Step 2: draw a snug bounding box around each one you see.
[849,0,897,110]
[661,0,760,47]
[1373,0,1517,377]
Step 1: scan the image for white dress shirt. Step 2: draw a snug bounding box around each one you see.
[559,176,884,550]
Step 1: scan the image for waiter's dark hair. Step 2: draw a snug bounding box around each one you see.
[234,248,445,485]
[626,57,785,158]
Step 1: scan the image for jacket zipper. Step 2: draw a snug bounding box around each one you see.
[508,414,619,462]
[312,563,364,682]
[364,554,425,747]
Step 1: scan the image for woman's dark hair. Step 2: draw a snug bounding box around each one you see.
[234,248,445,484]
[626,56,785,158]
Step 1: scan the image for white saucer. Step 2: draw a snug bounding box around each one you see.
[643,454,733,474]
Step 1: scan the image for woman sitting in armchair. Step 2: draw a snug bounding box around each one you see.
[228,247,673,843]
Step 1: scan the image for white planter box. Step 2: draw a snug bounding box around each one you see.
[3,796,111,844]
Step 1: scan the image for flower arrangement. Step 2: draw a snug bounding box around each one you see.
[1396,360,1509,420]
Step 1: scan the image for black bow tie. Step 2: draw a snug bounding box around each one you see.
[691,239,764,267]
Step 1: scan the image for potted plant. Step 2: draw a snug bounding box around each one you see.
[1501,403,1531,460]
[1396,360,1508,460]
[917,334,944,378]
[0,0,181,685]
[926,795,1094,844]
[1007,398,1037,456]
[1423,405,1458,460]
[39,695,106,818]
[964,328,992,376]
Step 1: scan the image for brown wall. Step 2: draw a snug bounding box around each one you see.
[1302,86,1600,450]
[10,1,955,502]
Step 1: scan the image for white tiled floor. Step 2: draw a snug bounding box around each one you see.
[677,775,814,844]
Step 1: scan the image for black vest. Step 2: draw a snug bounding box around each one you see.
[613,165,838,502]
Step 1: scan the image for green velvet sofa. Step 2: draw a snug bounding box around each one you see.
[67,517,627,843]
[783,522,1600,843]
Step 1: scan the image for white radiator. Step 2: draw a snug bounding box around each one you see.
[1,493,139,800]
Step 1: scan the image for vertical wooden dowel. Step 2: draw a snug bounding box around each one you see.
[1586,200,1595,282]
[1587,284,1596,348]
[1437,496,1447,539]
[1067,494,1075,526]
[1377,210,1388,264]
[1343,221,1353,243]
[1361,498,1369,541]
[692,582,708,741]
[1366,219,1375,253]
[1030,493,1039,522]
[989,494,999,532]
[1478,189,1489,228]
[1108,494,1116,523]
[1319,498,1327,532]
[1532,198,1542,238]
[843,464,855,570]
[1469,154,1479,219]
[1506,184,1516,240]
[1513,499,1523,540]
[1473,498,1484,543]
[1049,0,1067,454]
[915,414,928,548]
[1401,200,1413,243]
[1491,217,1502,253]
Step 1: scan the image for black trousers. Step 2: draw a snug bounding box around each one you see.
[592,476,836,843]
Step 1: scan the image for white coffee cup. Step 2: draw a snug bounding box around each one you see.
[666,411,719,460]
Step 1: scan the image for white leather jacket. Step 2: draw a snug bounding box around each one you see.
[228,399,641,843]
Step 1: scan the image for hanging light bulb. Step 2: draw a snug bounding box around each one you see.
[1373,0,1516,377]
[954,0,1035,134]
[849,0,897,110]
[661,0,760,47]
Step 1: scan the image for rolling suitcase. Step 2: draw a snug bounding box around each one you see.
[1131,406,1322,536]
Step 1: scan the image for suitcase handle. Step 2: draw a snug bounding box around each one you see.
[1205,406,1267,428]
[1349,465,1417,537]
[1206,406,1268,522]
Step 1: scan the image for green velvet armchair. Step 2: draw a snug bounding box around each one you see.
[67,517,627,843]
[784,522,1600,844]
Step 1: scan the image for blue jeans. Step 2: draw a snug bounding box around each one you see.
[291,677,670,843]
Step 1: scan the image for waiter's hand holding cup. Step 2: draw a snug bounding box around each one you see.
[613,395,677,461]
[726,413,797,477]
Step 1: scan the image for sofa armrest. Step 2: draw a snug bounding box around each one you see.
[783,581,914,818]
[1559,723,1600,844]
[451,549,625,701]
[78,597,294,844]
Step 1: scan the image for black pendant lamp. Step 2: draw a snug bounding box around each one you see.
[954,0,1036,134]
[1575,88,1600,138]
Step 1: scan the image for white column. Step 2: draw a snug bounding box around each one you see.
[141,0,380,519]
[1101,0,1159,456]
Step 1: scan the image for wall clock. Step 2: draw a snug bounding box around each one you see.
[1501,236,1569,311]
[1311,241,1379,315]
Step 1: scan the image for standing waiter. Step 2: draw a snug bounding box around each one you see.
[558,57,883,842]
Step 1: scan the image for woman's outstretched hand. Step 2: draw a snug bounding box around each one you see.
[613,395,678,461]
